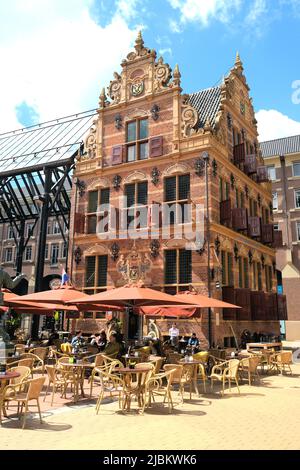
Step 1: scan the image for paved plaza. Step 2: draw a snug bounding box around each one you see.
[1,364,300,450]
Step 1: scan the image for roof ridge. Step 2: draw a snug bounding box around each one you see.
[260,134,300,145]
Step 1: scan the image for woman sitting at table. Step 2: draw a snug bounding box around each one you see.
[103,331,121,358]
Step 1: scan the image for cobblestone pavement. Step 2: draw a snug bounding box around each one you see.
[1,364,300,450]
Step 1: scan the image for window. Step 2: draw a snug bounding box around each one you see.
[61,242,68,259]
[295,190,300,208]
[47,222,52,235]
[272,192,278,211]
[7,226,14,240]
[87,188,110,234]
[296,222,300,241]
[293,162,300,177]
[26,223,34,238]
[238,258,248,288]
[164,174,191,225]
[221,251,234,286]
[50,244,59,265]
[164,249,192,293]
[125,182,148,229]
[52,221,60,235]
[257,262,262,291]
[267,166,276,181]
[45,244,49,259]
[126,118,148,162]
[4,247,13,263]
[265,265,273,292]
[24,246,32,261]
[274,224,279,231]
[85,255,108,293]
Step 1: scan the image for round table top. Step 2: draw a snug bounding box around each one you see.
[118,367,151,374]
[179,359,203,365]
[0,371,21,380]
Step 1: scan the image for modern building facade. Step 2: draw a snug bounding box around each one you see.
[261,134,300,340]
[68,33,286,347]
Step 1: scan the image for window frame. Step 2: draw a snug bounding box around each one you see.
[295,189,300,209]
[163,174,191,226]
[267,166,276,181]
[293,162,300,177]
[296,221,300,241]
[124,181,148,230]
[272,192,278,211]
[125,118,149,162]
[84,255,108,293]
[87,188,110,234]
[164,248,192,293]
[24,245,32,262]
[4,247,13,263]
[50,243,60,266]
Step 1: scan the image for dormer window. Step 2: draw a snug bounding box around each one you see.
[126,118,148,162]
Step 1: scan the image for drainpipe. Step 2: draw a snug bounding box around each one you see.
[280,155,291,250]
[202,152,212,348]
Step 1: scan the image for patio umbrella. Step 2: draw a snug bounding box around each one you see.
[8,285,90,305]
[139,291,241,318]
[66,283,202,309]
[2,289,80,315]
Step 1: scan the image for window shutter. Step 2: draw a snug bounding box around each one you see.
[220,199,232,226]
[164,176,176,202]
[273,230,283,248]
[100,188,110,205]
[86,256,96,288]
[262,224,274,244]
[88,191,98,213]
[233,143,245,164]
[137,182,148,205]
[248,216,261,238]
[244,154,257,175]
[232,208,248,231]
[111,145,124,165]
[125,183,135,207]
[222,286,236,320]
[74,212,85,234]
[164,250,177,284]
[97,255,108,287]
[235,288,251,320]
[149,136,163,158]
[179,249,192,284]
[257,166,269,182]
[178,174,190,200]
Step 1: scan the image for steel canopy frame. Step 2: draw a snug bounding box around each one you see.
[0,109,98,338]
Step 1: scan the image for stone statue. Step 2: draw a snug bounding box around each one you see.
[0,269,26,305]
[147,319,161,340]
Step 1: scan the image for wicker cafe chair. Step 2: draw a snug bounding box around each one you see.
[210,359,240,396]
[122,364,154,413]
[143,368,177,414]
[14,344,27,355]
[20,352,45,375]
[44,365,77,405]
[6,358,34,374]
[89,360,121,397]
[0,376,45,429]
[239,356,261,385]
[166,352,183,364]
[149,357,165,375]
[163,364,185,403]
[95,371,125,414]
[270,351,293,375]
[196,362,208,393]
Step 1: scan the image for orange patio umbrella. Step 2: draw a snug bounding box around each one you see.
[140,290,241,318]
[8,285,90,305]
[67,283,203,309]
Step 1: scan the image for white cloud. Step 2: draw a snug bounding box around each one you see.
[0,0,138,132]
[167,0,242,26]
[246,0,267,23]
[158,47,173,56]
[116,0,140,20]
[256,109,300,141]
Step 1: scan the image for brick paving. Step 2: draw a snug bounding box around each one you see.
[1,364,300,450]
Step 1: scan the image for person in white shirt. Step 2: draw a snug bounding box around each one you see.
[169,323,180,348]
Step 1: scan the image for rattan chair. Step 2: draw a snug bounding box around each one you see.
[239,356,261,385]
[0,376,45,429]
[44,365,77,405]
[270,351,293,375]
[14,344,27,355]
[95,371,125,414]
[122,364,154,412]
[143,368,177,414]
[210,359,240,395]
[89,360,120,397]
[19,352,45,375]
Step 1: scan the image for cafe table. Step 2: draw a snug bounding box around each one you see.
[117,367,151,412]
[179,359,203,397]
[58,362,92,402]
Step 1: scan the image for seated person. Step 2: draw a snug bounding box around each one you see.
[98,329,107,352]
[188,333,200,352]
[71,330,85,352]
[103,331,121,358]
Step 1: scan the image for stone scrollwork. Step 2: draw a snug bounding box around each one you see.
[154,56,172,91]
[84,120,97,160]
[108,71,122,104]
[181,100,198,137]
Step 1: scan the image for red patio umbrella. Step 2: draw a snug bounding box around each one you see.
[8,285,89,305]
[67,283,202,309]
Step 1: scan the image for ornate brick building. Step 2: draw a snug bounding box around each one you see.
[68,33,286,347]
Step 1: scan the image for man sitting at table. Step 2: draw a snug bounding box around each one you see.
[103,331,121,358]
[188,333,200,352]
[71,330,85,353]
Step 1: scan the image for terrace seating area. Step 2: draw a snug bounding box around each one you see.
[0,343,296,429]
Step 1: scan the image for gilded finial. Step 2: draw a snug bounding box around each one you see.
[135,30,144,53]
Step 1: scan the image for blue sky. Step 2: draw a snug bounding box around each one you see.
[0,0,299,141]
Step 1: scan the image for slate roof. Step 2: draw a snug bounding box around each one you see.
[188,86,222,129]
[260,134,300,158]
[0,109,97,176]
